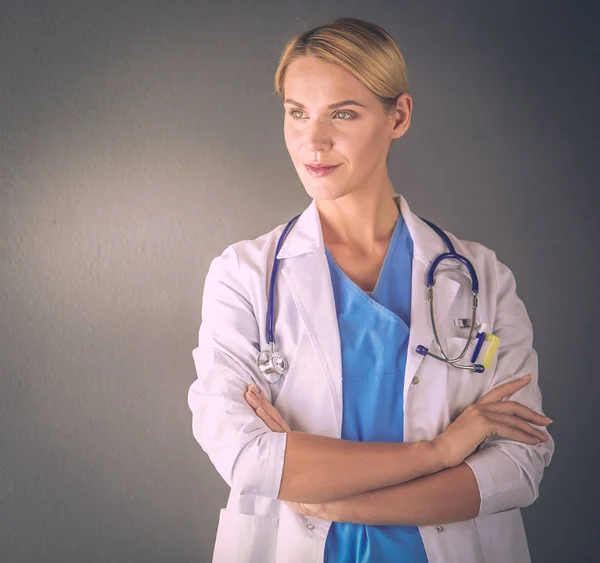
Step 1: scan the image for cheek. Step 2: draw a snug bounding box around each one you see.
[344,126,386,163]
[283,126,300,157]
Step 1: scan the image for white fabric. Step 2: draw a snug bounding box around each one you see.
[188,195,554,563]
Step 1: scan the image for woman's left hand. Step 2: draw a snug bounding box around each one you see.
[244,383,330,521]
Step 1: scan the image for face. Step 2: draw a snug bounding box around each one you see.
[282,55,410,201]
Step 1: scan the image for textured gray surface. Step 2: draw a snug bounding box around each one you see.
[1,1,598,561]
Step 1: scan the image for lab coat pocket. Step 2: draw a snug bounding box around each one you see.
[473,508,531,563]
[445,336,499,376]
[212,508,279,563]
[444,337,496,415]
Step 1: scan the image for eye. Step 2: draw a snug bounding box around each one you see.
[333,110,356,120]
[287,109,306,119]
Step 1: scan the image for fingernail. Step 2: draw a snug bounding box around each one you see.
[545,418,553,424]
[521,374,531,381]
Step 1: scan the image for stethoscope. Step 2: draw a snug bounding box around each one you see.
[256,213,485,384]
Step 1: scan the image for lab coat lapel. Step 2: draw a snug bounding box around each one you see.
[277,200,343,434]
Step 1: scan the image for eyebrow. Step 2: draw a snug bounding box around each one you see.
[283,99,366,109]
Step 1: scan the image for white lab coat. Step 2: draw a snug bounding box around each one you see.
[188,194,554,563]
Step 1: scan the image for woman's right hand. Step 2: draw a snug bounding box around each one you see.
[431,374,552,468]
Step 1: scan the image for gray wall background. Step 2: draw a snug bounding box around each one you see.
[1,1,598,561]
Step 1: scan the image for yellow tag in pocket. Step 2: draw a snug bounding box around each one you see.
[482,334,501,370]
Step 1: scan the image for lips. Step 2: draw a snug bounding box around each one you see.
[304,163,341,177]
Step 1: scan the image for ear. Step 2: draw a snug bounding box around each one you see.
[389,93,413,141]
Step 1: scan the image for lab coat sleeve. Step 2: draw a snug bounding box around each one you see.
[463,253,554,517]
[188,245,288,499]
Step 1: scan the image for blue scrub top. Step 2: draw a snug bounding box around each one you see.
[323,210,428,563]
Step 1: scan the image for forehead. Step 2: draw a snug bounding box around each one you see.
[283,56,373,106]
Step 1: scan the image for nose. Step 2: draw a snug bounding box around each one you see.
[305,118,333,153]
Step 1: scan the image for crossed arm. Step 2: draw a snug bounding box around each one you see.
[237,255,553,526]
[245,384,481,526]
[317,462,480,526]
[191,246,553,527]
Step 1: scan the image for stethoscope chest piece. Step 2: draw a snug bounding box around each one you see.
[256,344,288,384]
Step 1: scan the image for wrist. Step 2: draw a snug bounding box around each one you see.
[326,497,357,524]
[427,437,450,471]
[321,500,337,522]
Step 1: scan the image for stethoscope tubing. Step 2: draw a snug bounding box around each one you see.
[257,211,486,384]
[267,214,301,346]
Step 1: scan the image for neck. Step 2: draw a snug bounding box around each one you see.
[316,181,400,253]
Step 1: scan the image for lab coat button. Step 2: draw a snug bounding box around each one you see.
[436,525,444,534]
[411,376,420,385]
[306,523,314,530]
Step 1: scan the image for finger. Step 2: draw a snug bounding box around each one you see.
[486,420,545,445]
[284,501,306,514]
[269,404,292,432]
[477,375,531,404]
[247,387,293,433]
[486,412,549,442]
[245,390,283,430]
[484,401,552,426]
[244,390,262,409]
[256,406,286,432]
[264,406,292,433]
[477,375,532,404]
[245,386,270,409]
[285,502,324,519]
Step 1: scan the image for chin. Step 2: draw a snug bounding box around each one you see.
[301,178,352,202]
[304,186,346,202]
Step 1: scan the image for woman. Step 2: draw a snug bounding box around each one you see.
[188,17,554,563]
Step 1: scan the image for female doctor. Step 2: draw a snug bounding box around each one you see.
[188,17,554,563]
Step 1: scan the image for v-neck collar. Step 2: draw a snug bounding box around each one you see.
[324,222,408,329]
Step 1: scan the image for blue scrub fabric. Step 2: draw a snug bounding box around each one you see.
[323,211,428,563]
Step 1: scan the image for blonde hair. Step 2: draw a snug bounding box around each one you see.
[274,17,409,113]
